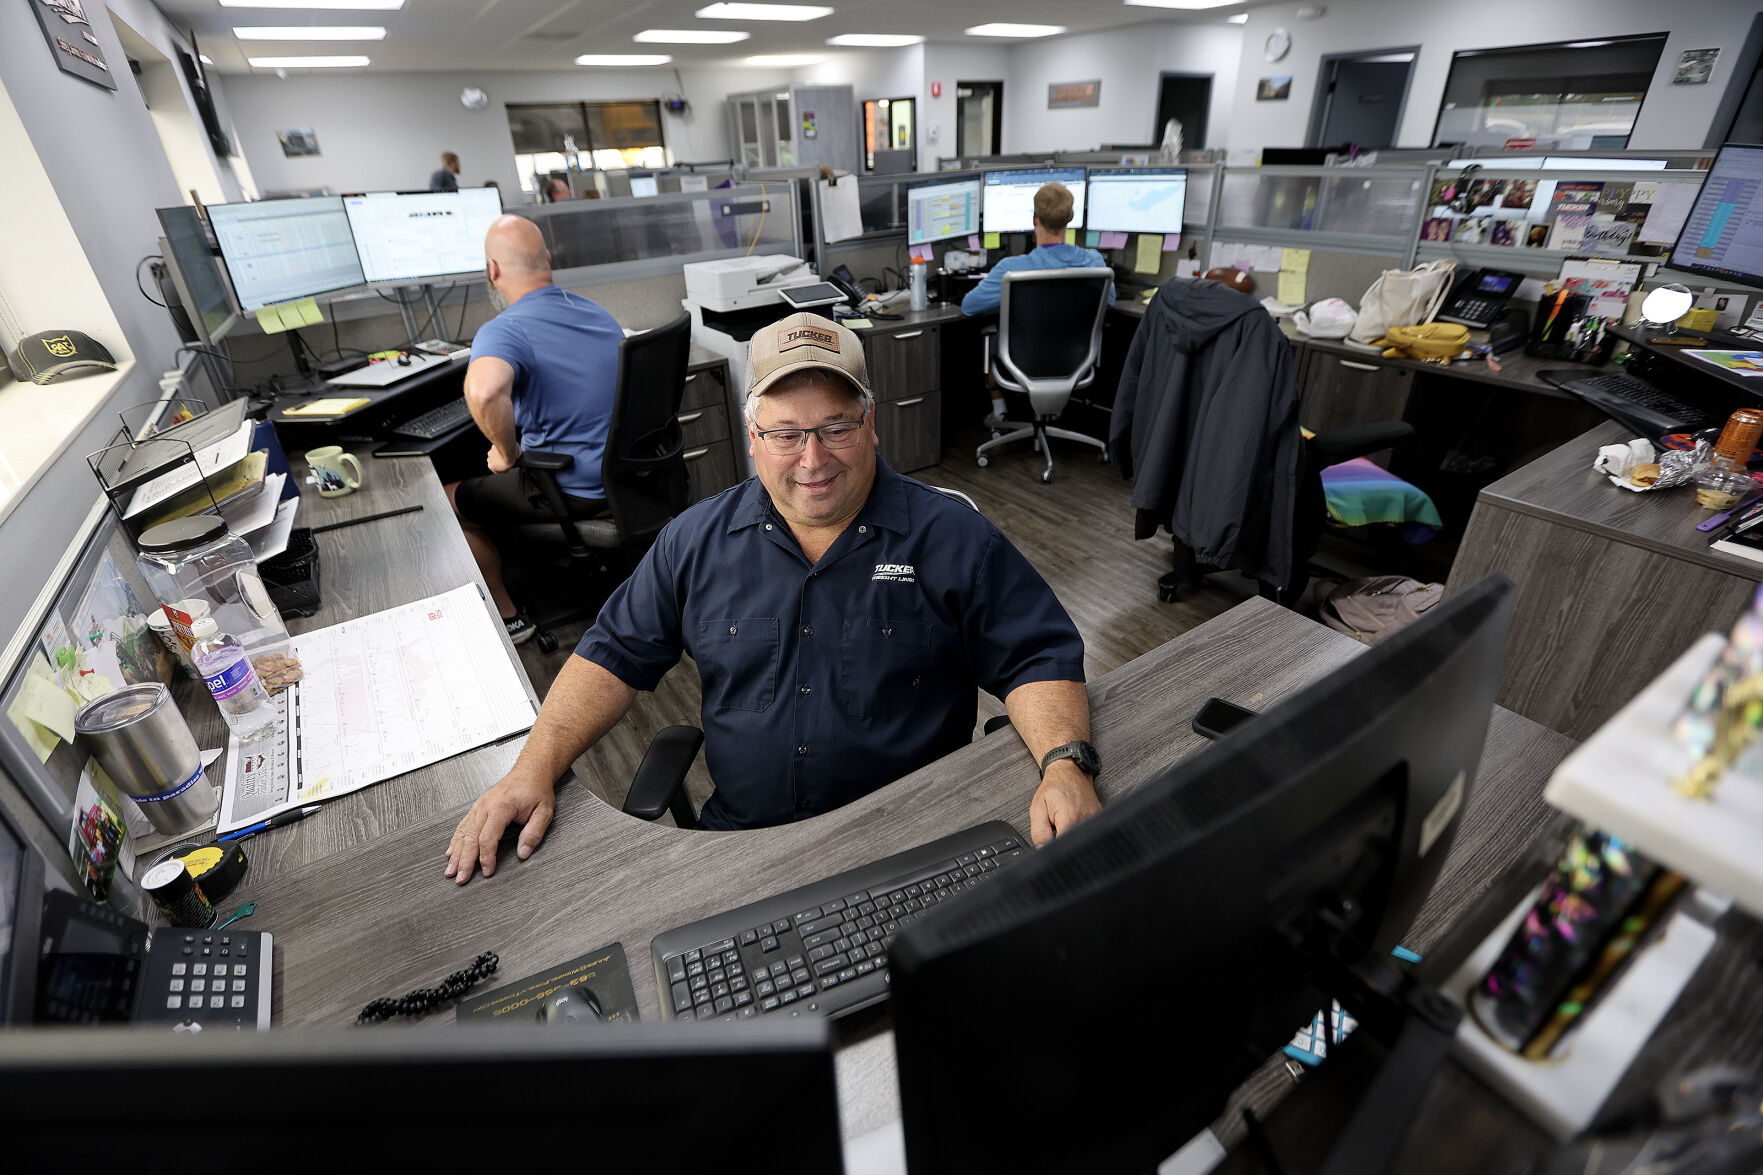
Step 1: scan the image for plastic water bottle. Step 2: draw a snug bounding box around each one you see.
[191,617,277,743]
[909,257,929,311]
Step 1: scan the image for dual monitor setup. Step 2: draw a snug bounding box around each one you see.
[906,165,1189,246]
[2,573,1518,1174]
[155,188,505,342]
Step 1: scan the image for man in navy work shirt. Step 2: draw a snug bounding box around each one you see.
[446,214,623,645]
[429,151,460,191]
[445,313,1102,884]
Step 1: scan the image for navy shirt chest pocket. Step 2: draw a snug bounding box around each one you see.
[837,618,935,718]
[696,618,780,712]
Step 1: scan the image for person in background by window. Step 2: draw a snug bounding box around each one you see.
[545,175,572,203]
[430,152,461,192]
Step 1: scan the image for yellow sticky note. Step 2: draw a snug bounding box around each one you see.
[286,397,370,417]
[1280,248,1312,274]
[1278,270,1308,304]
[7,655,72,761]
[294,297,323,326]
[983,232,1001,250]
[1064,228,1077,245]
[843,317,873,329]
[1134,234,1162,274]
[255,306,291,334]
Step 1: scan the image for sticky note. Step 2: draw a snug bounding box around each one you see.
[910,243,934,262]
[1064,228,1076,244]
[255,307,290,334]
[1085,230,1100,247]
[1163,233,1183,252]
[967,235,981,251]
[842,317,873,329]
[1278,271,1308,304]
[293,297,323,326]
[983,232,1001,250]
[285,397,370,417]
[7,655,73,762]
[1280,248,1311,273]
[1096,231,1125,249]
[1134,234,1162,274]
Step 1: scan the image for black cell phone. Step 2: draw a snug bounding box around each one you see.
[1192,697,1256,740]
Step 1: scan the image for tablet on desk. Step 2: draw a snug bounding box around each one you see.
[777,282,847,310]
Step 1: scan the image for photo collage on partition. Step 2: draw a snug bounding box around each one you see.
[1420,178,1676,260]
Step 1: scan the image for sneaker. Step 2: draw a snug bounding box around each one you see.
[504,613,537,646]
[983,411,1011,430]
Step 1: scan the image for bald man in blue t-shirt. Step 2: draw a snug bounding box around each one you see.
[447,215,621,646]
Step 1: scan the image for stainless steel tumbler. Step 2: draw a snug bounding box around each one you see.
[74,684,217,834]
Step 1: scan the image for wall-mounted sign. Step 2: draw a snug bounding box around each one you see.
[1048,80,1100,110]
[277,128,320,157]
[802,109,817,139]
[30,0,116,90]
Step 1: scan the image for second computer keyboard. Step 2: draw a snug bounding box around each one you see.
[389,398,474,440]
[651,820,1028,1023]
[1542,370,1716,435]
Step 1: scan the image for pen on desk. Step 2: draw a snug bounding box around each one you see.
[219,804,323,842]
[310,504,424,534]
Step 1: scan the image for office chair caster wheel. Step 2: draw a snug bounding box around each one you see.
[977,455,990,468]
[1099,447,1111,464]
[1040,469,1054,484]
[535,630,558,654]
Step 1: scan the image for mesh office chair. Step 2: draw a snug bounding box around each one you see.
[976,267,1114,484]
[512,312,693,652]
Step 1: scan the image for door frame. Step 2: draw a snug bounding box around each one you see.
[956,80,1004,157]
[1154,71,1213,148]
[1304,46,1419,149]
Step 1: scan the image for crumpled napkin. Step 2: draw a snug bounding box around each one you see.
[1594,438,1653,486]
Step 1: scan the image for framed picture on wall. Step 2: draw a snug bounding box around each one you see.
[30,0,117,90]
[1256,76,1292,102]
[1674,48,1719,85]
[278,129,322,157]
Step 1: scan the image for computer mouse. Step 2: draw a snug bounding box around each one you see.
[536,987,603,1025]
[396,353,412,366]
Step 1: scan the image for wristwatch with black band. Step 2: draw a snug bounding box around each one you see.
[1039,740,1100,779]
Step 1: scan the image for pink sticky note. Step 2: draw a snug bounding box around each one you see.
[1100,231,1128,249]
[1162,233,1183,252]
[910,243,934,262]
[967,235,981,251]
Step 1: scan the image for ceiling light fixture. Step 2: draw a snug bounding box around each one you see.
[221,0,402,9]
[1226,13,1247,22]
[826,33,922,46]
[200,53,215,62]
[1123,0,1236,7]
[634,28,749,43]
[233,25,386,38]
[696,3,832,21]
[246,54,370,66]
[575,53,672,65]
[964,22,1064,37]
[743,53,823,65]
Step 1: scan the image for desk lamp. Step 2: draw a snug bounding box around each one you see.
[1639,283,1694,336]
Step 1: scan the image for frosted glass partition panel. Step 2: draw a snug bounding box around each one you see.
[1216,166,1427,240]
[517,183,802,275]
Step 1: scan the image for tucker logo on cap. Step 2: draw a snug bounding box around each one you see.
[780,325,839,352]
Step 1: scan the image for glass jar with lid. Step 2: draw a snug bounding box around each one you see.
[134,515,298,688]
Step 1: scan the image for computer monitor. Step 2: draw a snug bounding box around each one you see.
[891,574,1518,1175]
[630,174,660,198]
[156,206,240,345]
[0,796,46,1027]
[981,167,1088,234]
[207,196,365,312]
[342,189,505,284]
[1669,143,1763,288]
[906,177,980,246]
[1085,167,1188,235]
[0,1020,844,1166]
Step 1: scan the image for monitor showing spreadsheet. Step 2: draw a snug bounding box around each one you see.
[981,167,1087,234]
[1085,168,1188,235]
[1669,144,1763,289]
[906,178,980,245]
[156,205,240,344]
[343,189,505,284]
[207,197,365,312]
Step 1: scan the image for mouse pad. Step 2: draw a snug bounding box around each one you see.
[455,941,639,1024]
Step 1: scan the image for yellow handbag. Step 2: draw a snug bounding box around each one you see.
[1372,322,1471,364]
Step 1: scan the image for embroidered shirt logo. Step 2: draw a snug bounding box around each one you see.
[872,563,916,583]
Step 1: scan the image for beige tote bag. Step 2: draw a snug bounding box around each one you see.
[1347,259,1456,346]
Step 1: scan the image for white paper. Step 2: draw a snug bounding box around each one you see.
[1249,245,1285,272]
[818,175,865,243]
[1175,259,1201,278]
[250,498,299,563]
[1208,241,1245,271]
[215,584,536,833]
[123,420,255,519]
[1638,183,1698,244]
[680,174,709,192]
[225,472,284,537]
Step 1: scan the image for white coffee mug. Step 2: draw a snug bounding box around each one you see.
[305,446,364,497]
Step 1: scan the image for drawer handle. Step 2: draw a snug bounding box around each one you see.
[893,330,925,340]
[1337,359,1380,372]
[677,410,705,424]
[683,372,701,383]
[895,396,926,407]
[683,446,710,461]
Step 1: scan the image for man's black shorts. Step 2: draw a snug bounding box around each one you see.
[453,469,608,527]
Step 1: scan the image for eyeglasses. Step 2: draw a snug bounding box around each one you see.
[753,419,867,456]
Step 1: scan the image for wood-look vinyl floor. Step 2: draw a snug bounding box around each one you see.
[508,425,1373,819]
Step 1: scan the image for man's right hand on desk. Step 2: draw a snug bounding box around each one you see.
[445,770,555,884]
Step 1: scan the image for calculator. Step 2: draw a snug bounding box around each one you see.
[134,927,274,1032]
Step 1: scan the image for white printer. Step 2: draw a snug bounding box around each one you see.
[683,256,820,313]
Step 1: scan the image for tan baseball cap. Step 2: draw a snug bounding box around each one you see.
[747,312,869,400]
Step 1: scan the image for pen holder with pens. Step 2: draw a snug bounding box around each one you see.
[1525,289,1615,365]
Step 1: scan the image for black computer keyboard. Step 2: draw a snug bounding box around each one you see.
[390,398,474,440]
[652,821,1028,1023]
[1543,370,1716,435]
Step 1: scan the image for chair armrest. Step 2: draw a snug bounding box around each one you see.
[517,450,575,472]
[621,725,704,825]
[982,714,1013,736]
[1307,422,1415,464]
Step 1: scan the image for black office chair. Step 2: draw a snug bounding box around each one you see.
[513,312,693,652]
[976,268,1114,484]
[1160,421,1417,607]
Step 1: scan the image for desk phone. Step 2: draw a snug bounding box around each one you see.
[1438,268,1525,329]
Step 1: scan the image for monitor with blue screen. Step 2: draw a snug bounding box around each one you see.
[980,167,1087,234]
[1085,168,1188,235]
[1669,143,1763,289]
[907,177,980,245]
